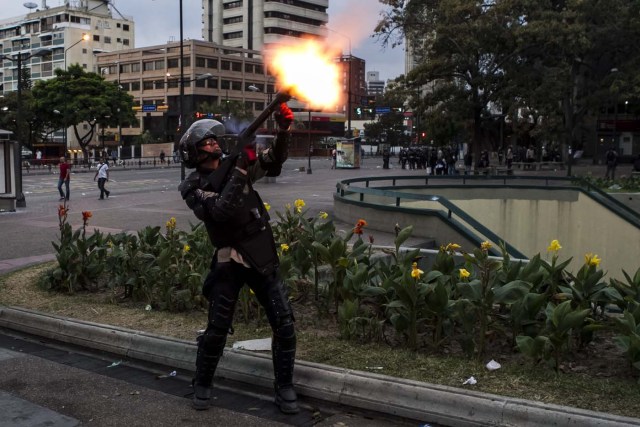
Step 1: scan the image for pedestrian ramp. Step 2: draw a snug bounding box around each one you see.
[334,175,640,277]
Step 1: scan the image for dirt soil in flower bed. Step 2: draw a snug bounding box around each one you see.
[1,263,639,419]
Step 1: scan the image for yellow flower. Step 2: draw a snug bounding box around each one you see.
[584,253,601,267]
[294,199,305,213]
[107,241,114,249]
[319,211,328,219]
[411,262,424,279]
[183,244,190,253]
[547,239,562,252]
[250,288,255,295]
[280,243,290,252]
[263,202,271,211]
[445,243,461,252]
[480,241,492,251]
[166,217,177,231]
[459,268,471,279]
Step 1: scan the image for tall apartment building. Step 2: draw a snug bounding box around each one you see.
[0,0,135,155]
[202,0,329,53]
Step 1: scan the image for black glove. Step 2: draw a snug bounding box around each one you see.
[178,178,199,199]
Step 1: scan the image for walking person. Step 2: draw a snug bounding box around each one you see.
[57,157,71,201]
[178,102,300,414]
[604,145,618,180]
[93,158,110,199]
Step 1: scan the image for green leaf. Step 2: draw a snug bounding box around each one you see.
[493,280,532,304]
[394,225,413,248]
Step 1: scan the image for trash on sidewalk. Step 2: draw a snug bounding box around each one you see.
[156,370,177,379]
[145,304,152,311]
[107,360,122,368]
[232,337,272,351]
[462,376,477,385]
[365,366,384,370]
[485,359,501,371]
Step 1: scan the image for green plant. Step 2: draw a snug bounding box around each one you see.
[517,300,593,372]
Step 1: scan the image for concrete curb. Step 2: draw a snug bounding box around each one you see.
[0,306,638,427]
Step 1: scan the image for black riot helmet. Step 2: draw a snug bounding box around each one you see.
[179,119,226,168]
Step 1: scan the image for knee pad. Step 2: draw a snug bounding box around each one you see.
[273,314,296,350]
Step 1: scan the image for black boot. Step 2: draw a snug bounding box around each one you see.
[191,334,225,410]
[275,383,299,414]
[272,332,299,414]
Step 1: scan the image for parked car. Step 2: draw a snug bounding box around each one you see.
[21,148,33,160]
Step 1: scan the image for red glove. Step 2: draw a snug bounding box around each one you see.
[274,102,293,130]
[236,144,257,170]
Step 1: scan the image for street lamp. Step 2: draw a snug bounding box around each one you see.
[179,0,186,181]
[326,27,352,135]
[0,48,52,208]
[307,110,313,174]
[63,34,89,152]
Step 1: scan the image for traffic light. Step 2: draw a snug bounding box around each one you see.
[421,132,426,140]
[355,106,362,117]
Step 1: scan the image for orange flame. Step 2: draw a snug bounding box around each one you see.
[267,39,341,110]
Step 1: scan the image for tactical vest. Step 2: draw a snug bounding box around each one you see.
[202,156,278,276]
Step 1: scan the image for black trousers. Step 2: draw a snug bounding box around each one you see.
[194,257,296,388]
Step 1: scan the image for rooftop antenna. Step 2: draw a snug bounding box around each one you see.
[23,2,38,10]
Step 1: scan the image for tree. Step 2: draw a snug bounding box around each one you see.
[32,65,137,160]
[0,68,53,150]
[195,99,256,134]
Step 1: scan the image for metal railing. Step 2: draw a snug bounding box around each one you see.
[336,174,640,258]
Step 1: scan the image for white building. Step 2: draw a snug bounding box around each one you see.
[0,0,134,155]
[366,71,385,96]
[202,0,329,53]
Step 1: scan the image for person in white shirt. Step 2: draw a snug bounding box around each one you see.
[93,159,110,199]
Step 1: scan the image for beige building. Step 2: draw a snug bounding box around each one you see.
[95,39,275,146]
[0,0,135,156]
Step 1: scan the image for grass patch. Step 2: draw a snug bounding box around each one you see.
[1,263,639,418]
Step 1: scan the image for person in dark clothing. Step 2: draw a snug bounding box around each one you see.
[178,102,298,414]
[382,148,390,169]
[605,146,618,180]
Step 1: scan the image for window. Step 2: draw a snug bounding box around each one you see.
[154,80,164,89]
[82,48,87,54]
[122,39,130,46]
[143,80,154,90]
[104,36,111,44]
[182,57,190,67]
[93,35,100,42]
[221,60,230,71]
[244,63,253,73]
[231,62,241,72]
[143,61,154,71]
[254,64,264,74]
[207,79,218,89]
[221,80,230,90]
[131,63,140,72]
[196,57,206,67]
[167,79,179,89]
[131,81,140,91]
[123,24,130,31]
[120,82,130,91]
[119,63,130,73]
[154,60,164,70]
[117,23,121,28]
[196,79,206,88]
[255,102,264,110]
[168,58,179,68]
[231,81,242,91]
[223,31,243,40]
[207,58,218,69]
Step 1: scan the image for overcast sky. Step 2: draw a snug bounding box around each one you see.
[3,0,405,82]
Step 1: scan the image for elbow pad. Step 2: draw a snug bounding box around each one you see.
[212,168,248,220]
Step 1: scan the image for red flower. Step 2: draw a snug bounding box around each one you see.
[58,205,68,218]
[353,218,367,235]
[82,211,92,222]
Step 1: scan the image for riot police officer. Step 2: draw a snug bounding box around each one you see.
[178,102,298,414]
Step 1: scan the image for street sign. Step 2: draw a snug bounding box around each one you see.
[375,106,391,114]
[142,105,157,112]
